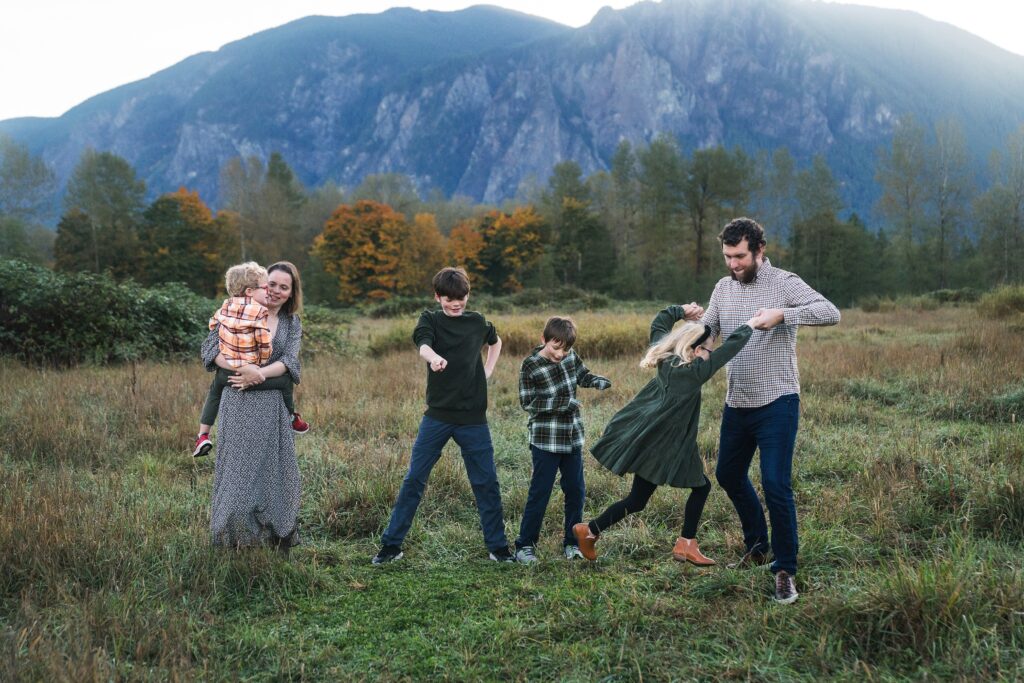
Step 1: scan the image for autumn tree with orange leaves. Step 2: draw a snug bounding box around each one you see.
[313,200,411,303]
[448,207,545,293]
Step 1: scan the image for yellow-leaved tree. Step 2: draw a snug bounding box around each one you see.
[312,200,407,303]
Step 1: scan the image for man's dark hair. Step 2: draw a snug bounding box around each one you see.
[719,217,766,253]
[432,267,471,298]
[542,316,577,350]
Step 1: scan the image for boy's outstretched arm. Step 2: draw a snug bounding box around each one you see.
[483,336,502,379]
[419,344,447,372]
[576,357,611,390]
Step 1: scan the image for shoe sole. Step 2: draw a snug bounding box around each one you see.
[372,551,403,565]
[292,427,310,434]
[774,593,799,605]
[192,442,213,457]
[672,553,716,566]
[488,553,517,563]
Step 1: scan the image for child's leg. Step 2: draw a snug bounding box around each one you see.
[453,423,509,552]
[680,476,712,539]
[558,446,585,547]
[515,445,562,549]
[380,416,454,548]
[279,381,296,415]
[199,368,232,430]
[589,475,658,535]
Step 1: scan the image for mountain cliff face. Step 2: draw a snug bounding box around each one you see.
[3,0,1024,218]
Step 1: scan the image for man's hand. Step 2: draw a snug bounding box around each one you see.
[682,302,705,320]
[429,356,448,372]
[750,308,785,330]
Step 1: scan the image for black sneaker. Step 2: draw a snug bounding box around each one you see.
[774,570,799,604]
[488,546,516,563]
[372,545,403,565]
[727,546,772,569]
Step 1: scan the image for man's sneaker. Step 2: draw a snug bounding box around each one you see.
[291,413,310,434]
[563,544,584,560]
[572,523,598,561]
[774,571,799,604]
[727,546,772,569]
[514,546,539,564]
[372,545,403,565]
[192,433,213,457]
[488,546,516,563]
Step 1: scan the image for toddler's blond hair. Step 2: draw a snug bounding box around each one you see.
[224,262,267,297]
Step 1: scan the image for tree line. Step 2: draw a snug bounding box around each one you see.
[2,116,1022,308]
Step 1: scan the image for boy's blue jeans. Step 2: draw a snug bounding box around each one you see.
[381,416,509,551]
[515,445,585,550]
[715,394,800,575]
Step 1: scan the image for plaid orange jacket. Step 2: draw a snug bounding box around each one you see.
[210,296,272,367]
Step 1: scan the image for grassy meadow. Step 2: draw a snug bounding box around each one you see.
[2,304,1024,681]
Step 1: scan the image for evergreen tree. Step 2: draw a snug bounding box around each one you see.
[60,149,145,278]
[681,146,753,285]
[875,114,927,291]
[138,189,224,296]
[0,136,56,223]
[925,119,973,289]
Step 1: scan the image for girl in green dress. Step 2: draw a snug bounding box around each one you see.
[573,305,762,564]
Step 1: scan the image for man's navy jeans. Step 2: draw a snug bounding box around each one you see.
[381,415,509,551]
[515,445,585,550]
[715,394,800,575]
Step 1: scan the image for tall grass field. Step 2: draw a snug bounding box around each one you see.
[2,304,1023,680]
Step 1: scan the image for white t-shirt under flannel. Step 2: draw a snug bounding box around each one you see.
[702,259,840,409]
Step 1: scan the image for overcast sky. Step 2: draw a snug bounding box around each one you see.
[1,0,1022,122]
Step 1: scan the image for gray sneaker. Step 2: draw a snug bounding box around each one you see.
[514,546,539,564]
[774,571,799,604]
[563,545,584,560]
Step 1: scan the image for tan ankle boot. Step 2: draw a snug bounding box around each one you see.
[672,537,716,566]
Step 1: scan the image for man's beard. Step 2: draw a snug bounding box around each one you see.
[730,261,759,283]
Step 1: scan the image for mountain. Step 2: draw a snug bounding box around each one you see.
[3,0,1024,220]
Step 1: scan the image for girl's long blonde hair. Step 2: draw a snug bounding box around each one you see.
[639,321,708,369]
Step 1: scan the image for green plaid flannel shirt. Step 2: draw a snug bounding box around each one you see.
[519,347,611,453]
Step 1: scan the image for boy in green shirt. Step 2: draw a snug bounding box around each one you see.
[373,267,514,564]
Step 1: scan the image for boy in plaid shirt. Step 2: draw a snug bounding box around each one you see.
[192,261,308,457]
[514,316,611,563]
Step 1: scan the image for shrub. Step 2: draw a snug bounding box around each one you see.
[928,288,981,303]
[366,295,433,319]
[302,304,357,357]
[977,285,1024,319]
[0,259,211,366]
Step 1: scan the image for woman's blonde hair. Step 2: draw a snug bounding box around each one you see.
[639,321,708,368]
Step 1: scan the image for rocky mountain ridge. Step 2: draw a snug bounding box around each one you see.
[3,0,1023,219]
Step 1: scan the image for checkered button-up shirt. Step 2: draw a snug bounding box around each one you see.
[519,348,611,453]
[210,296,272,368]
[702,258,839,408]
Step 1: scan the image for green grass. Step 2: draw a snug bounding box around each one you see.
[2,305,1023,680]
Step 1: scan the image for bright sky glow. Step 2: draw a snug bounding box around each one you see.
[1,1,1021,121]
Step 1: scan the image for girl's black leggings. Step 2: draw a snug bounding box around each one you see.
[589,474,711,539]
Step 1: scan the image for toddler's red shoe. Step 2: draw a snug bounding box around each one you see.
[291,413,310,434]
[192,433,213,457]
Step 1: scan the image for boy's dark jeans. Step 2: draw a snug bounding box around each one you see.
[715,394,800,575]
[381,416,509,551]
[515,445,584,550]
[200,367,296,425]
